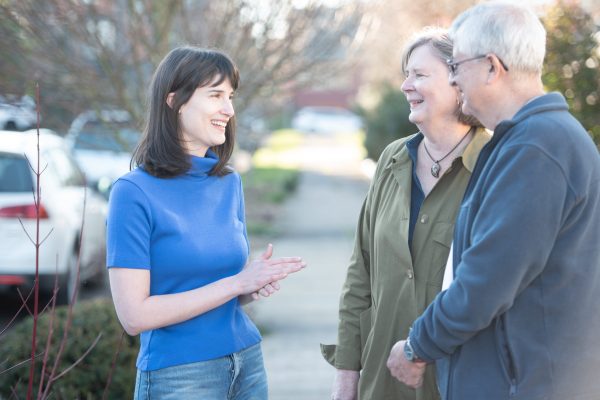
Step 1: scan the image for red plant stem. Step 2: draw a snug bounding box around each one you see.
[0,287,35,337]
[26,82,42,400]
[41,189,86,399]
[102,331,126,400]
[37,265,59,398]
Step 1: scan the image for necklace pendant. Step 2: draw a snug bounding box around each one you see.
[431,162,441,178]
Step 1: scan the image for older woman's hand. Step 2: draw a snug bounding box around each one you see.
[331,369,359,400]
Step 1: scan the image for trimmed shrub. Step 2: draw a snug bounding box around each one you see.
[361,85,418,161]
[0,298,139,399]
[242,167,300,204]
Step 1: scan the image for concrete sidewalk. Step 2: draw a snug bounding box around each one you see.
[249,133,371,399]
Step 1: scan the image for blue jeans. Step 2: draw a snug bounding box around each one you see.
[133,343,268,400]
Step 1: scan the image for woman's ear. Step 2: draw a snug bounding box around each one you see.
[166,92,175,109]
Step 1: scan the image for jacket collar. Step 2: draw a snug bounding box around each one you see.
[461,127,491,172]
[494,92,568,137]
[386,127,491,173]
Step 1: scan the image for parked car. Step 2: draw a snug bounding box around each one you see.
[65,109,140,198]
[0,130,107,304]
[0,95,37,131]
[291,106,363,134]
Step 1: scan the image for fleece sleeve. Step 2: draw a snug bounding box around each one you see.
[410,143,574,361]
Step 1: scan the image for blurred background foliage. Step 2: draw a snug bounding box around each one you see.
[1,1,597,156]
[0,0,367,147]
[542,0,600,149]
[360,85,417,161]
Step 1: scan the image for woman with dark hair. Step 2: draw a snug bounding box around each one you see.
[106,46,305,399]
[322,28,490,400]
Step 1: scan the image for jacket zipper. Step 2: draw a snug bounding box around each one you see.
[499,317,518,396]
[446,349,458,400]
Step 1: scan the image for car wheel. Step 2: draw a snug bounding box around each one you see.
[56,252,80,305]
[4,121,17,131]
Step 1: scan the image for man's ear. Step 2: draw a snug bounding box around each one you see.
[166,92,175,109]
[486,54,504,83]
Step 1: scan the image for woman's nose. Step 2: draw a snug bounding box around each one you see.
[221,99,234,117]
[401,78,413,93]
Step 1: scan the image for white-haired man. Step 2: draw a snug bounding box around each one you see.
[386,2,600,399]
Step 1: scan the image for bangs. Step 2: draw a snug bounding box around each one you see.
[197,53,240,91]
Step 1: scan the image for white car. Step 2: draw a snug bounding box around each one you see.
[0,95,37,131]
[291,106,363,134]
[0,130,107,304]
[65,109,140,198]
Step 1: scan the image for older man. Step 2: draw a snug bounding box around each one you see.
[386,2,600,400]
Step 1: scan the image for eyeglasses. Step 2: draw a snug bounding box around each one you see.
[446,54,509,76]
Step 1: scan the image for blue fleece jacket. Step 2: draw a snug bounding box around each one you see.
[106,150,261,371]
[410,93,600,400]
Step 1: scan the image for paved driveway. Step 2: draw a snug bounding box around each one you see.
[249,132,371,399]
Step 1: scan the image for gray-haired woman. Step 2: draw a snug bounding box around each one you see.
[322,27,490,400]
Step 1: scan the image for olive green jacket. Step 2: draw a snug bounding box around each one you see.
[322,129,490,400]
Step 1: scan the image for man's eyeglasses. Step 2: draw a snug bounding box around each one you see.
[446,54,509,75]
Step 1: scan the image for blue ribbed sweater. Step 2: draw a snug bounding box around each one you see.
[106,150,261,371]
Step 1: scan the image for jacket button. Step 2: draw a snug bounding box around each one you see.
[407,269,414,279]
[420,214,429,224]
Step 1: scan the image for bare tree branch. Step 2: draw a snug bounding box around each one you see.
[50,333,102,382]
[1,0,366,137]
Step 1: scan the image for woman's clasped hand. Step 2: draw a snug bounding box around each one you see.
[236,243,306,300]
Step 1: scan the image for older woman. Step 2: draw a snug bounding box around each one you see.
[322,28,490,400]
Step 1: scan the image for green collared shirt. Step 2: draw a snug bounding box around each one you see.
[322,128,490,400]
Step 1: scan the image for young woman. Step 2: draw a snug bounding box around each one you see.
[106,46,305,399]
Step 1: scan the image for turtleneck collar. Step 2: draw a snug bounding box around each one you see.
[186,149,219,177]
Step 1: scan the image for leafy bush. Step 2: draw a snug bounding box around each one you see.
[542,1,600,149]
[242,167,300,204]
[360,85,417,161]
[242,166,300,235]
[0,298,139,399]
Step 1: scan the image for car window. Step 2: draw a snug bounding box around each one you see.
[0,153,33,192]
[45,149,86,187]
[74,121,139,153]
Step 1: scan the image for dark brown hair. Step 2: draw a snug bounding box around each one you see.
[133,46,240,177]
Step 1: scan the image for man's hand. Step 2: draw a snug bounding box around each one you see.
[386,340,427,388]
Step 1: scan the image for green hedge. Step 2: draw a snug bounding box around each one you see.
[242,166,300,204]
[0,299,138,399]
[361,85,418,161]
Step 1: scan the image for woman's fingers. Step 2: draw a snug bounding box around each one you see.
[261,243,274,260]
[268,256,303,265]
[264,284,276,294]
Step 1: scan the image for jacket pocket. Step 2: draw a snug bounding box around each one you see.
[494,316,519,396]
[427,222,454,289]
[432,221,453,248]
